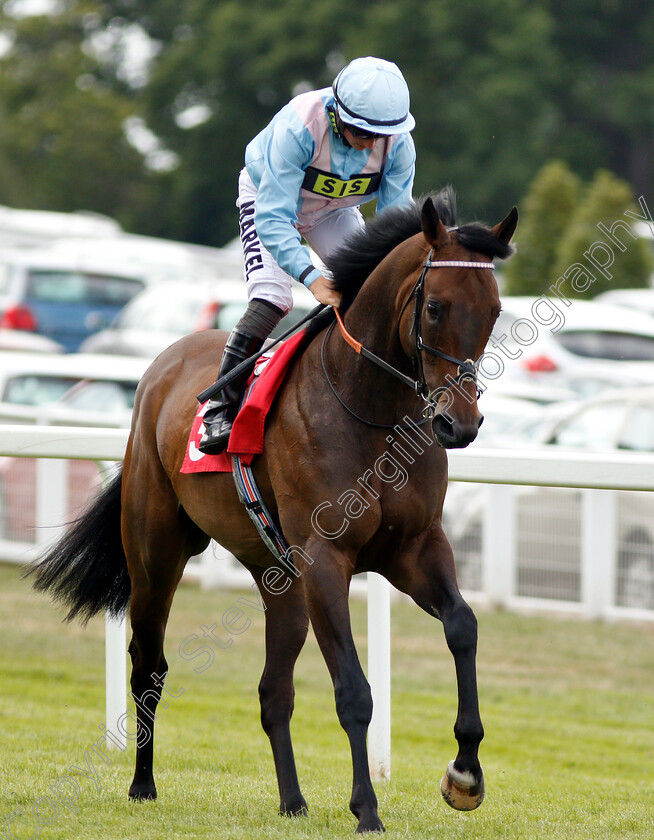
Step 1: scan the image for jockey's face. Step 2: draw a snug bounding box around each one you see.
[341,126,379,151]
[334,110,383,150]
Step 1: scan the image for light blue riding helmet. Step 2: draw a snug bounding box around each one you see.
[332,56,415,135]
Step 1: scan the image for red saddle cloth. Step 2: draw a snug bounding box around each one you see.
[181,330,306,474]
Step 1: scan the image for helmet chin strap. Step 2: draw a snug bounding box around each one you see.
[326,104,343,138]
[328,106,356,147]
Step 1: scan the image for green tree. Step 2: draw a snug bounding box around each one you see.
[124,0,654,245]
[503,160,580,296]
[542,0,654,202]
[123,0,565,243]
[0,4,147,220]
[128,0,358,245]
[354,0,563,221]
[3,0,654,249]
[553,169,653,299]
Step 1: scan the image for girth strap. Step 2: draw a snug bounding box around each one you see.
[232,454,294,569]
[229,382,294,570]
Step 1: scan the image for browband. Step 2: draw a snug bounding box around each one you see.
[424,260,495,269]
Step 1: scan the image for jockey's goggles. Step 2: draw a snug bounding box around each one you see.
[342,122,384,140]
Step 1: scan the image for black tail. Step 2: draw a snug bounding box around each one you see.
[25,467,131,624]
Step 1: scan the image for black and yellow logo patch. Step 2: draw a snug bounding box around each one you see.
[302,167,382,198]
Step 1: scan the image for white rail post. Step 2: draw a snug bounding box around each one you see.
[35,458,67,548]
[97,461,128,749]
[367,572,391,781]
[105,612,127,749]
[581,489,617,620]
[482,484,515,608]
[36,454,127,745]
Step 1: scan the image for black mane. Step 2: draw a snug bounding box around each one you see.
[305,186,513,339]
[325,187,456,314]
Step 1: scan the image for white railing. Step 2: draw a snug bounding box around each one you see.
[448,448,654,622]
[2,425,654,781]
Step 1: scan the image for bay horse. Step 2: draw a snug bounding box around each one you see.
[30,187,517,833]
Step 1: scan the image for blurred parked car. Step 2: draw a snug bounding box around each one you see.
[473,393,545,445]
[482,377,577,406]
[0,329,64,353]
[49,234,232,287]
[0,249,146,351]
[0,353,149,544]
[446,387,654,611]
[488,296,654,398]
[79,280,318,358]
[0,204,121,250]
[0,351,149,408]
[594,288,654,319]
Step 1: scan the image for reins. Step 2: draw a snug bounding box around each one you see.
[198,252,496,431]
[334,308,419,393]
[320,320,431,430]
[325,251,495,425]
[197,302,327,404]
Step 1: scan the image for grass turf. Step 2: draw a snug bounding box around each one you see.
[0,562,653,839]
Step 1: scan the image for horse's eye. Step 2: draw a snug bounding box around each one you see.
[426,300,442,320]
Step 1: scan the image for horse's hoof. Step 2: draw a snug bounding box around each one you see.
[128,782,157,801]
[356,820,385,833]
[280,797,308,818]
[440,760,484,811]
[355,814,386,833]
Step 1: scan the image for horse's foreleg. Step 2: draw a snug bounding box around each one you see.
[439,592,485,810]
[303,544,384,834]
[388,525,485,811]
[247,567,310,817]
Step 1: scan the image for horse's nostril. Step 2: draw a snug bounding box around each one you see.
[434,414,452,431]
[432,414,480,449]
[433,413,455,442]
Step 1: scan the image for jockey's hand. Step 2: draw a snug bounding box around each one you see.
[308,275,341,308]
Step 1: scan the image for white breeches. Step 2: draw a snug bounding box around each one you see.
[236,168,365,313]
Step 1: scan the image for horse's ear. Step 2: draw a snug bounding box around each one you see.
[421,197,450,249]
[491,206,519,244]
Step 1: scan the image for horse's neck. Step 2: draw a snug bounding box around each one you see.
[342,251,415,365]
[323,260,421,422]
[346,284,398,356]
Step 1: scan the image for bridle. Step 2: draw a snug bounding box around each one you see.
[325,249,495,423]
[406,250,495,405]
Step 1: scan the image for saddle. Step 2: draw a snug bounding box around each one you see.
[181,329,307,474]
[181,330,308,564]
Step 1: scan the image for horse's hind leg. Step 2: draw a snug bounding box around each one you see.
[247,566,310,817]
[388,525,485,811]
[122,464,209,801]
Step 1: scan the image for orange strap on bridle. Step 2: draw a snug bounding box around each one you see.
[330,252,487,403]
[331,305,423,395]
[334,308,362,354]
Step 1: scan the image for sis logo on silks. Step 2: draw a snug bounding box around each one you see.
[302,167,382,198]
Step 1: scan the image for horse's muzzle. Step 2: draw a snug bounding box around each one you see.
[432,411,483,449]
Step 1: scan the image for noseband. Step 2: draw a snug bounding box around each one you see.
[329,250,495,420]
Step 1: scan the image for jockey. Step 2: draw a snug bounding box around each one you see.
[199,55,416,454]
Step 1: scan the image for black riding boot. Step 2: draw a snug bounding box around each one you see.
[198,329,264,455]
